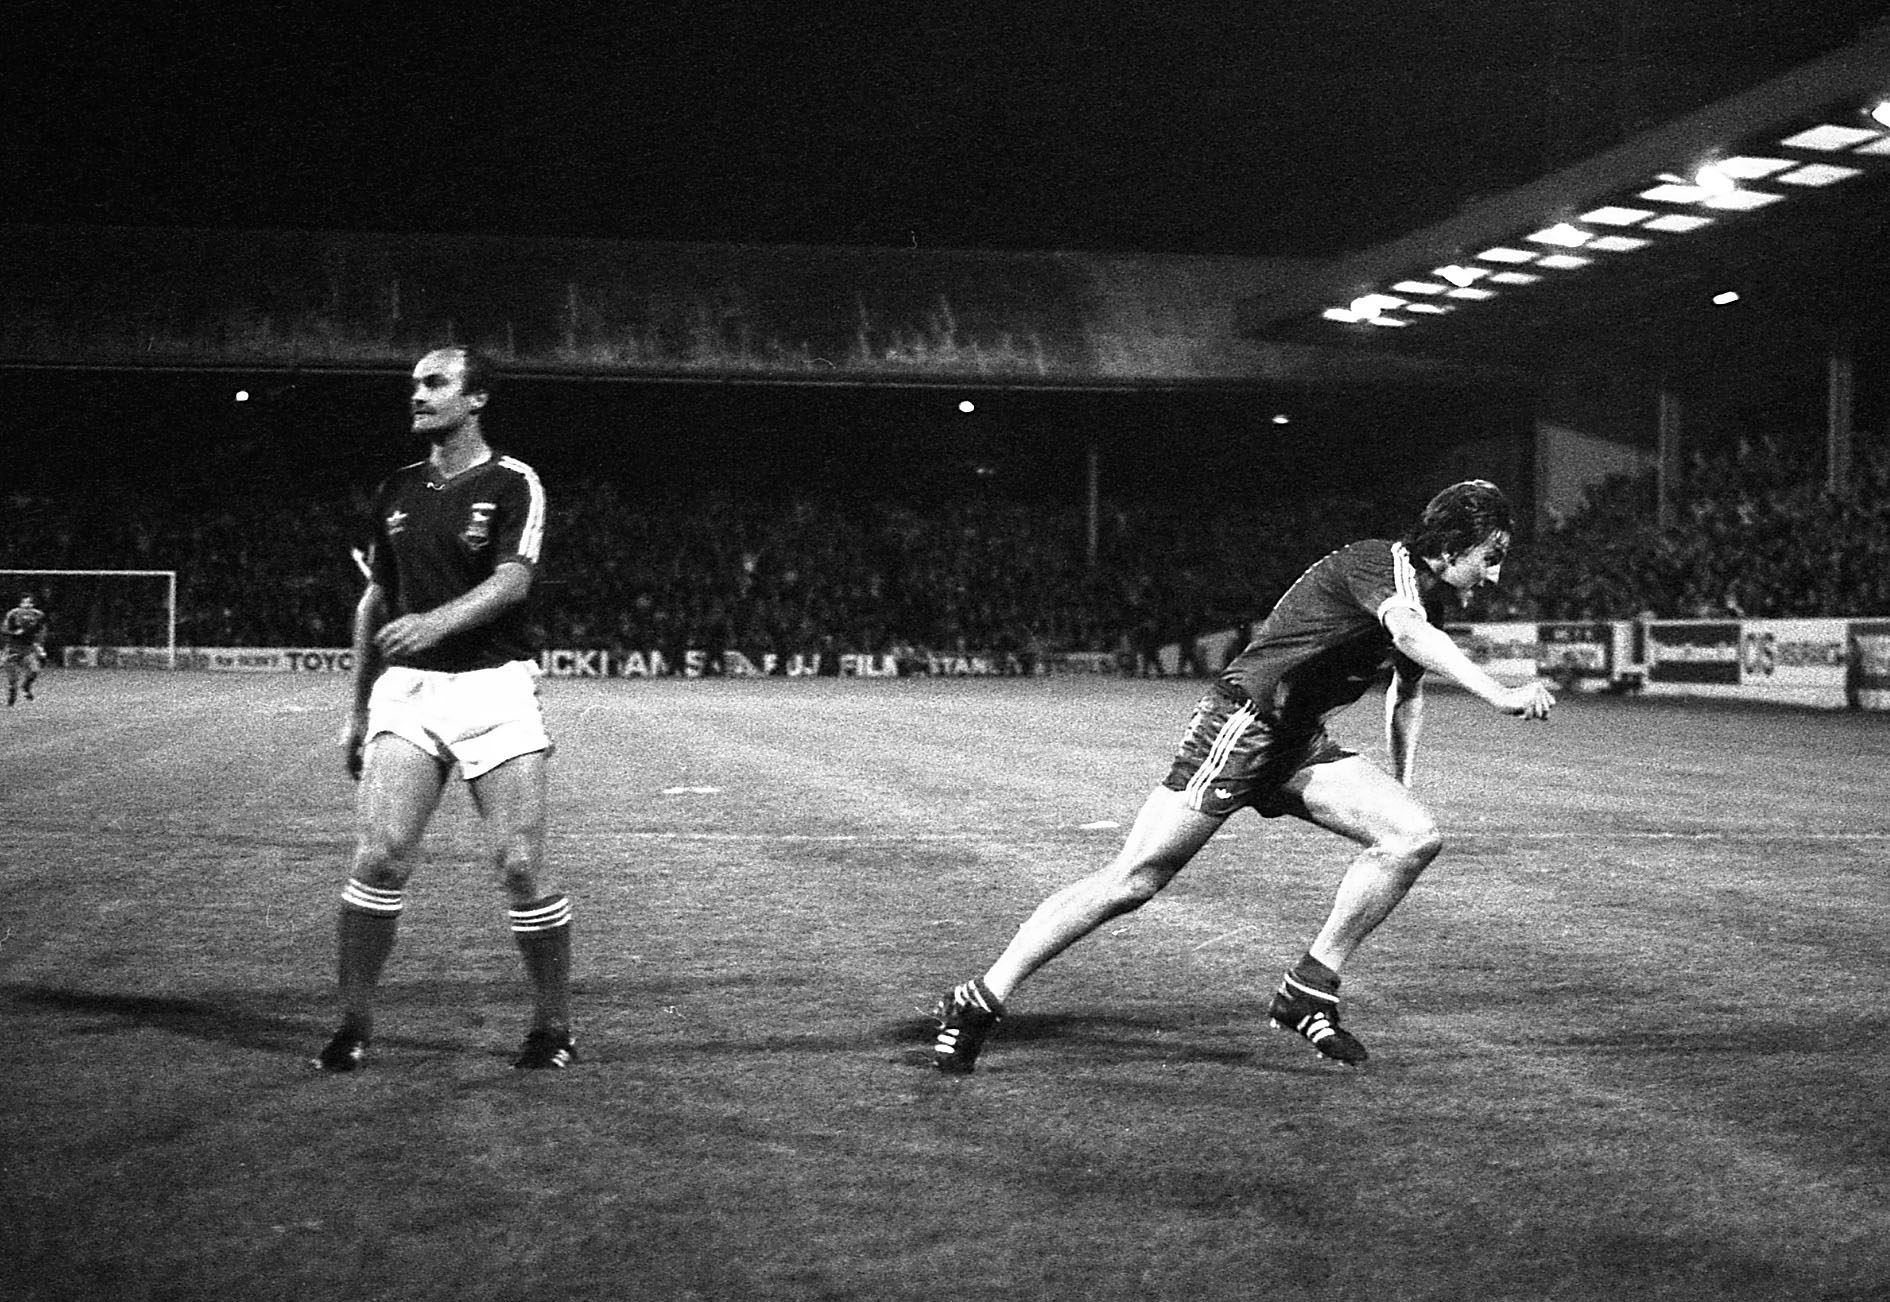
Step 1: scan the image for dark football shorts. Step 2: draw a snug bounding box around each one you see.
[1161,685,1354,819]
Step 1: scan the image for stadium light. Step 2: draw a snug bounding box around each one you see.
[1350,293,1406,317]
[1528,223,1591,247]
[1313,90,1890,337]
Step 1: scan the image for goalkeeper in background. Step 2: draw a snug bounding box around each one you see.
[4,594,48,706]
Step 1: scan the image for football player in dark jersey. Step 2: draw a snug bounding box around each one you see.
[934,480,1554,1072]
[314,346,577,1073]
[3,594,48,705]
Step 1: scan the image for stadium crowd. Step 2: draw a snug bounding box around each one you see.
[4,433,1888,661]
[1505,434,1890,622]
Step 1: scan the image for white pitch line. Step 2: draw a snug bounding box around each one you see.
[1190,923,1263,951]
[574,828,1890,844]
[1458,829,1890,842]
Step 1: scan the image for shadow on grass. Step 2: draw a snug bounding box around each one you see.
[0,983,465,1056]
[877,1008,1265,1070]
[5,981,1346,1077]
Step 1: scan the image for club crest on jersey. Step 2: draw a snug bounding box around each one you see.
[463,502,497,551]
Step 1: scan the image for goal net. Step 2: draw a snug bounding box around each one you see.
[0,569,179,669]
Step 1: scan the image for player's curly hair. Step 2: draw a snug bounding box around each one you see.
[1403,479,1513,559]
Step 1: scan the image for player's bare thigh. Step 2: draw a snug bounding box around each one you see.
[1288,755,1439,850]
[1106,785,1225,890]
[354,734,450,881]
[468,749,557,899]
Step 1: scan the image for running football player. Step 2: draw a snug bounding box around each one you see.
[4,594,48,706]
[933,480,1554,1072]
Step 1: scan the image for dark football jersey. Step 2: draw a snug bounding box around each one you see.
[3,605,47,650]
[1218,540,1452,729]
[367,453,546,671]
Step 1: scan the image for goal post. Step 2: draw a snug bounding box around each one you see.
[0,569,179,669]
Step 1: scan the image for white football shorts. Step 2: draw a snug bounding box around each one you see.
[366,660,552,779]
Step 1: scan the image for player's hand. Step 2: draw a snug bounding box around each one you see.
[1493,680,1555,720]
[340,720,367,780]
[373,612,448,658]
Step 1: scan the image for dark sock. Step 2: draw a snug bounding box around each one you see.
[336,879,405,1036]
[967,977,1004,1016]
[510,895,573,1033]
[1289,952,1340,992]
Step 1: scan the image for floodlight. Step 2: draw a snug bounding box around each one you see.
[1779,124,1879,150]
[1715,156,1793,179]
[1641,182,1711,204]
[1643,214,1713,233]
[1581,206,1655,226]
[1778,163,1861,186]
[1349,293,1406,317]
[1529,223,1591,247]
[1701,189,1783,211]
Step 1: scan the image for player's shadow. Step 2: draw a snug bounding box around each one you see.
[2,983,467,1056]
[5,982,1287,1070]
[881,1009,1259,1069]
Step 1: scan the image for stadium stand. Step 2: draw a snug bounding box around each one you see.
[5,436,1889,658]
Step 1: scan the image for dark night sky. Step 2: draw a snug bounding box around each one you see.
[6,1,1888,257]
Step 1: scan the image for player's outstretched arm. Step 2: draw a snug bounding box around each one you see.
[1384,607,1555,720]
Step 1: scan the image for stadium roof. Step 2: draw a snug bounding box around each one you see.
[1235,19,1890,374]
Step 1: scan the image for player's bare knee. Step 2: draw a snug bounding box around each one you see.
[1380,822,1443,870]
[350,838,417,891]
[492,842,548,899]
[1099,857,1177,911]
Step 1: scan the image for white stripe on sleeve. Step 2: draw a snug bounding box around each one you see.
[500,457,547,562]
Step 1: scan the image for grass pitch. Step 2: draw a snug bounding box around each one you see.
[1,671,1886,1301]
